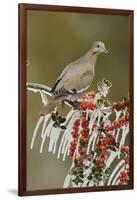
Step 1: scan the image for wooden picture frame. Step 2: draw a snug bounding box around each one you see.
[18,3,134,196]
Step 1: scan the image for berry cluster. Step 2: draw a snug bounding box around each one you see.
[104,114,129,132]
[79,91,96,111]
[94,153,106,168]
[80,100,96,111]
[94,133,116,167]
[118,171,129,185]
[69,118,80,158]
[121,146,129,154]
[68,89,129,186]
[113,100,129,111]
[76,116,90,166]
[69,111,90,166]
[118,145,129,185]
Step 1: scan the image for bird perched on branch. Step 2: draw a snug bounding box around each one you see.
[40,41,109,115]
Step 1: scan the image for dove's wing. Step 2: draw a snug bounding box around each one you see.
[51,64,70,93]
[52,56,94,97]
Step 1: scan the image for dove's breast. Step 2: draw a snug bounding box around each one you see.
[64,65,94,93]
[53,56,95,96]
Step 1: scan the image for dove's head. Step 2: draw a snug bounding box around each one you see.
[92,41,109,55]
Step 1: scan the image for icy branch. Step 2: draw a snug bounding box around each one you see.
[27,79,129,188]
[27,82,52,96]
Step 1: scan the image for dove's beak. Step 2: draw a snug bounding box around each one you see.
[104,48,109,54]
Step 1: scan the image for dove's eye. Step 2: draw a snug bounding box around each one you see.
[97,45,100,48]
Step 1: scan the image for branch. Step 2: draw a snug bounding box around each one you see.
[27,82,52,96]
[27,82,74,108]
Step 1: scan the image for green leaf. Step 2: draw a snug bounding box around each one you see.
[91,151,94,156]
[72,177,83,185]
[60,117,66,123]
[92,167,96,174]
[58,116,66,124]
[95,176,103,182]
[61,125,66,130]
[105,168,110,174]
[53,122,58,128]
[74,158,77,166]
[69,167,77,175]
[79,179,84,183]
[97,168,103,173]
[87,181,90,186]
[58,116,62,123]
[84,165,89,169]
[87,175,93,180]
[79,174,84,179]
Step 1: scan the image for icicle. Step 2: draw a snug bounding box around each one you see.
[118,123,129,158]
[40,120,54,153]
[82,162,93,187]
[57,131,66,159]
[62,143,69,161]
[106,151,117,168]
[86,109,90,120]
[47,120,54,137]
[63,174,72,188]
[63,145,78,187]
[107,160,125,185]
[87,131,96,154]
[65,109,75,123]
[30,116,44,149]
[87,126,99,154]
[97,111,102,126]
[93,92,101,103]
[39,90,48,106]
[41,115,50,138]
[91,131,99,151]
[88,181,94,186]
[67,148,69,156]
[61,128,72,154]
[115,179,120,185]
[89,109,99,135]
[98,180,104,186]
[103,112,111,124]
[48,127,59,152]
[111,111,122,139]
[55,109,75,137]
[115,128,120,143]
[57,110,76,159]
[57,111,79,159]
[115,110,122,120]
[122,123,129,145]
[111,166,125,185]
[53,127,61,154]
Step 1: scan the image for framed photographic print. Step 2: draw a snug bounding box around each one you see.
[18,3,134,196]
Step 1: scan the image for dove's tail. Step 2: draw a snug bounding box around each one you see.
[39,96,63,116]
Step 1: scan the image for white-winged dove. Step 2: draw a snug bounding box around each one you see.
[41,41,109,115]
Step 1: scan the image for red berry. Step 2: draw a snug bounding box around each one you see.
[84,138,89,143]
[80,136,85,142]
[80,129,85,135]
[72,125,79,131]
